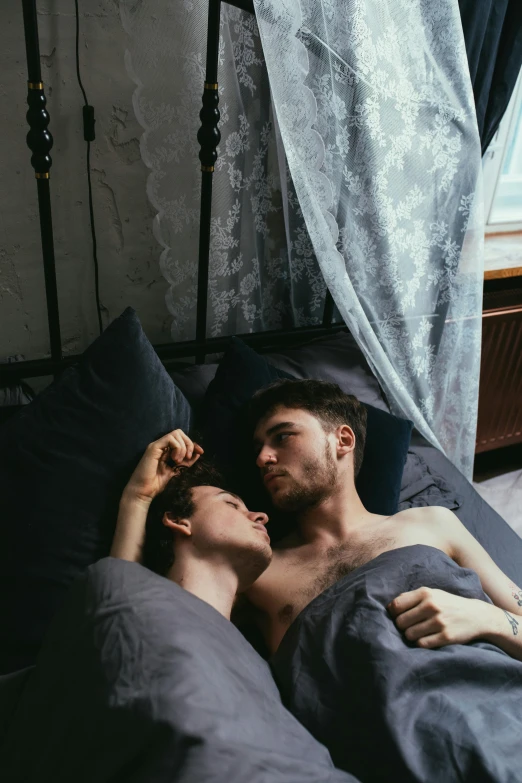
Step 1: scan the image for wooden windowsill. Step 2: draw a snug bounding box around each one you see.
[483,231,522,280]
[484,266,522,280]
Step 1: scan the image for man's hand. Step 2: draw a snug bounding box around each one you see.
[387,587,490,649]
[111,430,203,562]
[122,430,204,505]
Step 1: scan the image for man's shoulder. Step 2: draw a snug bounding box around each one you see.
[393,505,457,524]
[389,505,461,551]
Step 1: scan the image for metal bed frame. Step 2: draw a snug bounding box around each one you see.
[3,0,339,384]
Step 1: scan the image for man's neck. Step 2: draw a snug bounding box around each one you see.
[296,483,376,546]
[167,557,239,620]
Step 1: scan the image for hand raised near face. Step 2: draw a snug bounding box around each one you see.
[123,430,204,505]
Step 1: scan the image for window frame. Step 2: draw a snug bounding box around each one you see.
[482,70,522,235]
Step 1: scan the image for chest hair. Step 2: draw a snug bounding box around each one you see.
[276,534,395,625]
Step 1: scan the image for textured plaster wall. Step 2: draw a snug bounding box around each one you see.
[0,0,170,363]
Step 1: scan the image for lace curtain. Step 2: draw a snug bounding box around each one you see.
[121,1,326,339]
[121,0,483,480]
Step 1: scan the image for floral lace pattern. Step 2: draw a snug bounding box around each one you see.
[254,0,483,478]
[121,1,325,343]
[121,0,483,478]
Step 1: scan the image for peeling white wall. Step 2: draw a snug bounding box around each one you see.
[0,0,171,363]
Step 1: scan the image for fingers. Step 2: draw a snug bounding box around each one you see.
[176,431,197,461]
[393,604,434,632]
[416,634,447,649]
[169,431,205,465]
[387,586,433,618]
[388,587,447,645]
[147,430,204,465]
[402,617,441,642]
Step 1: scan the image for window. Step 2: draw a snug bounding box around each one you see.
[483,69,522,234]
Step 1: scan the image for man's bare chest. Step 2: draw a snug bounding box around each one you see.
[266,534,396,644]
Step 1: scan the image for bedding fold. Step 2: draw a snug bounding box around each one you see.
[0,558,357,783]
[271,544,522,783]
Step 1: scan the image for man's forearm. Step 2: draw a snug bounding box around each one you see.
[110,493,152,562]
[480,603,522,661]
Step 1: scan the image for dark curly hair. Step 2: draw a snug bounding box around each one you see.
[248,379,368,478]
[142,460,229,576]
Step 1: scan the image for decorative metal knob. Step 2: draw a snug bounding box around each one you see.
[26,82,53,177]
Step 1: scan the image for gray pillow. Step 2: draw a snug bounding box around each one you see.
[169,362,218,407]
[265,332,390,412]
[169,331,389,412]
[399,450,462,510]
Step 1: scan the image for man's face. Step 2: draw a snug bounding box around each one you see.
[253,406,338,512]
[188,486,272,586]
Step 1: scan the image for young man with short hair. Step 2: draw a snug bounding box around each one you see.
[7,431,356,783]
[246,379,522,658]
[111,429,271,620]
[112,392,522,781]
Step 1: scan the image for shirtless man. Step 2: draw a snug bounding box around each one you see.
[113,385,522,662]
[244,379,522,659]
[110,429,271,620]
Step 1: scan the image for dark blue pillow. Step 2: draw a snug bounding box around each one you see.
[355,405,413,515]
[201,337,412,528]
[0,308,192,674]
[201,337,292,471]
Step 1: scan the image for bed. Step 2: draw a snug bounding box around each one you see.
[1,2,522,782]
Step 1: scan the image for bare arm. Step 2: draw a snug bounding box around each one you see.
[388,508,522,660]
[447,510,522,658]
[110,494,152,563]
[110,430,203,562]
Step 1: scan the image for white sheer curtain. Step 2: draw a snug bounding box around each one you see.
[121,1,326,340]
[121,0,483,479]
[253,0,484,479]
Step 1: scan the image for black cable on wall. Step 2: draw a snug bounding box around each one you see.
[74,0,103,336]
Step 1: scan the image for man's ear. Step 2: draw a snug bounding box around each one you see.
[336,424,355,457]
[162,512,192,537]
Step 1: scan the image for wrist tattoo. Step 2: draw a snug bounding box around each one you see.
[508,582,522,608]
[503,610,520,636]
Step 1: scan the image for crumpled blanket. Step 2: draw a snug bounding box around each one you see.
[271,544,522,783]
[0,558,357,783]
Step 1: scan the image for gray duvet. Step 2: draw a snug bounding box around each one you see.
[0,558,356,783]
[271,544,522,783]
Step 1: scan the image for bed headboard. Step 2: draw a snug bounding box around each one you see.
[3,0,341,388]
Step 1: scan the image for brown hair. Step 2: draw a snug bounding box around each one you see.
[142,460,229,576]
[248,379,367,477]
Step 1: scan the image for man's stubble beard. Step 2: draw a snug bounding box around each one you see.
[272,438,338,513]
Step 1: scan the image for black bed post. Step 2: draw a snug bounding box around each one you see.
[196,0,222,363]
[21,0,62,369]
[322,290,334,326]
